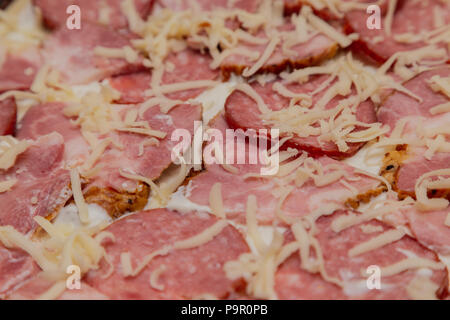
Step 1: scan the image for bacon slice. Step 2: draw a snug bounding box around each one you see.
[17,102,201,217]
[86,209,249,299]
[42,22,145,85]
[109,49,219,104]
[0,97,17,136]
[34,0,155,30]
[345,0,450,64]
[278,209,448,299]
[0,133,71,233]
[225,76,377,159]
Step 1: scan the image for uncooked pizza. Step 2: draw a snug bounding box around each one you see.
[0,0,449,300]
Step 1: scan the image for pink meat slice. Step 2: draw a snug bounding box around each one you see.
[17,101,201,193]
[7,275,110,300]
[0,245,39,299]
[378,67,450,196]
[284,0,390,18]
[33,0,155,30]
[0,47,42,93]
[0,97,17,136]
[42,22,146,85]
[221,23,337,79]
[156,0,261,12]
[379,67,450,131]
[396,150,450,196]
[225,76,377,159]
[404,206,450,257]
[277,209,448,299]
[345,0,450,64]
[177,114,381,225]
[109,49,219,104]
[86,209,249,299]
[0,133,71,234]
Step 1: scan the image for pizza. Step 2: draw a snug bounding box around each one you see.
[0,0,449,300]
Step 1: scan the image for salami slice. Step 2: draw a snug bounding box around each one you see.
[220,23,338,79]
[277,209,448,299]
[0,133,72,233]
[345,0,450,64]
[0,245,39,299]
[378,67,450,198]
[225,75,377,159]
[6,275,110,300]
[169,114,383,225]
[109,49,219,104]
[34,0,155,30]
[86,209,249,299]
[404,206,450,258]
[283,0,390,19]
[0,97,16,136]
[0,48,42,93]
[17,101,201,217]
[42,22,145,85]
[156,0,261,12]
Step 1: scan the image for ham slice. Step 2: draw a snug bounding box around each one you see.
[86,209,249,299]
[109,49,219,104]
[278,209,448,299]
[34,0,155,30]
[225,75,377,159]
[0,133,71,233]
[0,97,16,136]
[42,22,146,85]
[345,0,450,64]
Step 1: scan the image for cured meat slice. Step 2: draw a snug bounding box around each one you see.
[0,97,16,136]
[6,275,110,300]
[156,0,261,12]
[0,133,71,233]
[220,24,338,79]
[378,67,450,132]
[0,245,38,299]
[42,22,145,85]
[169,114,383,225]
[17,101,201,217]
[345,0,450,64]
[378,67,450,198]
[109,49,219,104]
[283,0,390,19]
[86,209,249,299]
[34,0,155,30]
[277,209,448,299]
[225,75,377,159]
[0,48,42,93]
[404,206,450,258]
[275,254,347,299]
